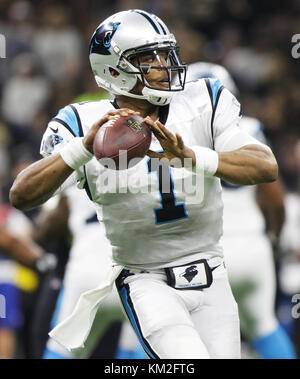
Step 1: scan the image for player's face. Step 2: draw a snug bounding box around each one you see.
[133,49,171,90]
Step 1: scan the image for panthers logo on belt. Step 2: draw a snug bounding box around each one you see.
[180,265,198,283]
[89,22,120,55]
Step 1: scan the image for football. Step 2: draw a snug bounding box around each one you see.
[93,114,152,170]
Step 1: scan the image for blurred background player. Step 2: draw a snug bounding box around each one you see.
[39,185,145,359]
[186,61,296,359]
[0,148,63,359]
[0,195,56,359]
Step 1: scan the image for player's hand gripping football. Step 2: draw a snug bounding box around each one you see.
[144,117,196,167]
[83,108,140,153]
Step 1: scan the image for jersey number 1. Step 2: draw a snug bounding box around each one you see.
[147,158,187,224]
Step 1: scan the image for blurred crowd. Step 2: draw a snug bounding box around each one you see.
[0,0,300,358]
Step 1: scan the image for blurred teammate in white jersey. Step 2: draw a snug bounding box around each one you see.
[10,10,278,359]
[40,186,145,359]
[186,62,296,359]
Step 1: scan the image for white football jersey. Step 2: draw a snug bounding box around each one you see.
[221,116,267,237]
[40,79,263,269]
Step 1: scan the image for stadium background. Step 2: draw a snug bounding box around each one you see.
[0,0,300,358]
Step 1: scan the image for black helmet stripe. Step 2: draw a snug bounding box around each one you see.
[133,10,161,34]
[157,21,167,35]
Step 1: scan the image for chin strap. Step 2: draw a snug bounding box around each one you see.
[142,86,173,105]
[110,84,173,105]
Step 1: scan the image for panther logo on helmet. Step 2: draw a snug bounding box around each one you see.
[89,22,120,55]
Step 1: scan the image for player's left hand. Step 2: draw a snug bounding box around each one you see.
[144,117,196,167]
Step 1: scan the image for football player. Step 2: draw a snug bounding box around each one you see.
[186,62,296,359]
[10,10,278,359]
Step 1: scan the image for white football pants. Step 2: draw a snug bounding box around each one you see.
[116,262,241,359]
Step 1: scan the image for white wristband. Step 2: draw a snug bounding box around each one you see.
[190,146,219,176]
[59,137,93,170]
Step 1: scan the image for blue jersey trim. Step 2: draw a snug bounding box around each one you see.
[69,105,84,137]
[205,78,224,150]
[54,104,93,200]
[207,78,222,108]
[54,106,81,137]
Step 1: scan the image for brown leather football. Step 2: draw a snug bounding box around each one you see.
[93,115,152,170]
